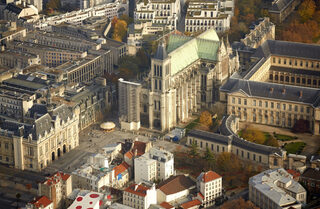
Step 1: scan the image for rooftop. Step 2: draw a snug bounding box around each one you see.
[157,175,195,195]
[125,184,151,197]
[29,196,52,208]
[180,199,201,209]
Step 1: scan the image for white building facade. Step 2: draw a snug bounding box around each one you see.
[134,156,157,183]
[249,168,307,209]
[123,184,157,209]
[185,0,234,33]
[197,171,222,207]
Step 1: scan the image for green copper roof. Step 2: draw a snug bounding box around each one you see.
[166,29,220,75]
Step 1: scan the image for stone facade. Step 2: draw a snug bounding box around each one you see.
[0,104,80,171]
[119,29,238,132]
[268,0,301,24]
[221,40,320,135]
[185,0,234,33]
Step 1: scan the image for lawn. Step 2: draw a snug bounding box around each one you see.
[238,127,278,147]
[284,142,306,154]
[274,133,297,141]
[185,118,199,133]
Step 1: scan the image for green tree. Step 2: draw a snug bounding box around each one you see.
[189,140,199,158]
[264,136,279,147]
[298,0,316,22]
[203,147,215,169]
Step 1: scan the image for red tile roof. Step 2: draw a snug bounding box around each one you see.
[197,193,204,200]
[201,171,221,183]
[180,199,201,209]
[160,202,174,209]
[157,175,195,195]
[113,162,130,177]
[125,151,134,159]
[43,172,70,186]
[124,184,150,197]
[30,196,52,208]
[287,169,301,178]
[132,141,146,156]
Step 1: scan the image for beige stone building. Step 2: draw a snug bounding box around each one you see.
[120,29,239,132]
[0,104,80,171]
[220,40,320,135]
[38,172,72,209]
[249,168,306,209]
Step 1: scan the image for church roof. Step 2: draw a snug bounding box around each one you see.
[154,41,168,60]
[166,28,220,75]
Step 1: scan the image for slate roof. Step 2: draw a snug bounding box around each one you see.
[188,129,230,145]
[253,40,320,61]
[51,104,73,123]
[190,116,284,156]
[34,114,52,139]
[220,78,320,108]
[301,168,320,180]
[5,3,23,14]
[154,41,168,60]
[269,0,295,12]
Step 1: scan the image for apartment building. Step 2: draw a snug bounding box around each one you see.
[123,183,157,209]
[0,21,27,45]
[220,40,320,135]
[26,196,53,209]
[249,168,306,209]
[72,154,115,192]
[3,2,39,25]
[134,155,157,183]
[0,104,80,171]
[38,172,72,209]
[197,171,222,207]
[134,0,181,31]
[0,49,40,69]
[185,0,234,33]
[8,40,87,67]
[35,0,128,30]
[147,147,174,181]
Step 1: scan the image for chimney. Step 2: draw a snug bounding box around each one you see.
[282,88,286,95]
[299,90,303,98]
[270,87,274,93]
[134,184,139,191]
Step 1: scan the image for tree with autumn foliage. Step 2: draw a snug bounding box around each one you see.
[46,0,61,10]
[298,0,316,22]
[216,152,241,172]
[111,16,128,42]
[221,198,259,209]
[199,111,212,128]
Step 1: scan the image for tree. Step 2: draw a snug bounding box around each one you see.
[111,17,128,42]
[292,119,310,133]
[120,14,133,25]
[221,198,259,209]
[203,147,215,169]
[46,0,61,10]
[189,140,199,158]
[298,0,316,22]
[199,111,212,127]
[216,152,241,172]
[240,127,266,145]
[264,136,279,147]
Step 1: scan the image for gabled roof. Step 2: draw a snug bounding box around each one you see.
[154,41,168,60]
[180,199,201,209]
[166,29,220,75]
[29,196,52,208]
[157,175,195,195]
[198,171,221,183]
[125,184,150,197]
[132,141,147,156]
[160,202,174,209]
[113,161,130,177]
[301,168,320,180]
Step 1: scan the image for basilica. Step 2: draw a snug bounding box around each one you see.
[119,29,239,131]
